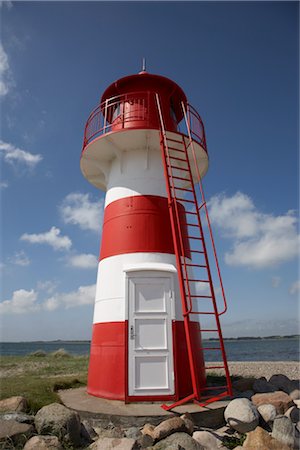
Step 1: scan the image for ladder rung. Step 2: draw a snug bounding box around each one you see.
[190,295,212,298]
[166,137,184,144]
[169,155,188,163]
[190,311,215,315]
[184,278,209,282]
[174,186,193,192]
[168,146,185,153]
[205,366,225,370]
[190,250,205,254]
[186,222,198,227]
[176,198,194,203]
[185,263,207,268]
[201,329,218,332]
[187,236,203,240]
[167,165,189,172]
[172,175,191,182]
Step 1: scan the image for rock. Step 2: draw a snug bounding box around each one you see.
[193,430,224,448]
[257,404,277,423]
[235,390,254,399]
[180,413,195,434]
[153,432,203,449]
[89,437,137,449]
[0,396,28,412]
[34,402,81,447]
[81,420,98,443]
[271,415,294,447]
[23,435,63,449]
[141,423,155,437]
[252,391,294,414]
[224,398,259,433]
[125,427,154,448]
[0,418,33,446]
[285,406,300,423]
[152,417,187,440]
[269,374,300,399]
[232,377,256,392]
[289,382,300,401]
[253,377,277,393]
[243,426,291,449]
[94,425,124,439]
[0,412,34,423]
[294,399,300,408]
[125,427,141,440]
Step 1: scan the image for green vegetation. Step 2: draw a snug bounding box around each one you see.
[223,434,246,449]
[0,352,89,414]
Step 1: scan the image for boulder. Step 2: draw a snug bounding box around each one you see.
[23,435,63,449]
[257,404,277,423]
[269,375,300,399]
[152,432,203,449]
[141,423,155,438]
[252,391,294,414]
[34,402,81,447]
[81,420,98,444]
[271,415,294,447]
[94,425,124,439]
[192,430,225,448]
[253,377,277,393]
[224,398,259,433]
[235,390,254,399]
[0,418,33,446]
[152,417,188,440]
[180,413,195,434]
[285,406,300,423]
[0,396,28,412]
[232,378,256,392]
[243,426,291,449]
[89,437,137,449]
[125,427,154,448]
[0,412,34,423]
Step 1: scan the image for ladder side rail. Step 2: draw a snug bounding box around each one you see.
[155,93,202,402]
[182,102,232,395]
[182,102,228,317]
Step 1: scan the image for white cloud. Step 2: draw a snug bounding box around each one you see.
[69,253,98,269]
[0,140,42,169]
[36,280,58,294]
[0,289,39,314]
[208,192,300,269]
[271,276,281,288]
[0,181,8,189]
[10,250,30,266]
[0,2,13,10]
[289,281,300,295]
[44,284,96,311]
[60,192,103,232]
[0,43,10,96]
[20,226,72,251]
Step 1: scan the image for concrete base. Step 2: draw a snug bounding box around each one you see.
[58,387,229,428]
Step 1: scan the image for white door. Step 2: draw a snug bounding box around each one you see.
[127,272,174,396]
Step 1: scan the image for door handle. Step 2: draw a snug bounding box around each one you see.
[130,326,136,340]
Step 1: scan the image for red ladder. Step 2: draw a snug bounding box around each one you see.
[155,95,232,410]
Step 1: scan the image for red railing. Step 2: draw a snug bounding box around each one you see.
[82,91,207,153]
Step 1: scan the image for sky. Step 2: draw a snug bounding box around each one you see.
[0,1,299,341]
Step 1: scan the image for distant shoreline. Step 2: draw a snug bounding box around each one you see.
[1,334,299,344]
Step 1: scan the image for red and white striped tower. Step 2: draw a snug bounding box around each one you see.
[80,70,231,405]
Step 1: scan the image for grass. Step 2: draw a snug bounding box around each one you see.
[0,352,89,414]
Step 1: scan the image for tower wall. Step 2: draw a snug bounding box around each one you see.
[87,146,205,400]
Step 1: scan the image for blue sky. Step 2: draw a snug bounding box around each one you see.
[1,1,299,341]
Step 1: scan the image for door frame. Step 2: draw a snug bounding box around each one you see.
[124,265,176,402]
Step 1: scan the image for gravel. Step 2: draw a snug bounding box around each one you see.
[209,361,299,380]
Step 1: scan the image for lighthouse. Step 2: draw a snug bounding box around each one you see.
[80,69,232,409]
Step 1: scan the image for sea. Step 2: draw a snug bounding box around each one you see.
[1,337,299,361]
